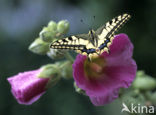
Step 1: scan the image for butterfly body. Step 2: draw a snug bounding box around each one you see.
[50,14,131,59]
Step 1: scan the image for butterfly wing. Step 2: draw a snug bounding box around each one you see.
[96,13,131,53]
[50,34,96,55]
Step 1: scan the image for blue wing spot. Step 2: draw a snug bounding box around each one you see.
[82,49,87,52]
[98,39,111,50]
[98,43,107,50]
[105,39,110,43]
[81,48,96,54]
[87,49,96,54]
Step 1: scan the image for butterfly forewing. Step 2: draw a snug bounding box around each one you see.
[50,35,96,55]
[97,13,131,52]
[51,36,87,50]
[98,14,131,40]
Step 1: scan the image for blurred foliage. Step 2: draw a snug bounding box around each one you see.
[0,0,156,115]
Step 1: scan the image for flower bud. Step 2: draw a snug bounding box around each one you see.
[132,71,156,90]
[39,21,57,42]
[48,21,57,30]
[38,64,62,88]
[38,64,60,78]
[7,69,49,105]
[136,70,145,77]
[57,20,69,35]
[28,38,49,55]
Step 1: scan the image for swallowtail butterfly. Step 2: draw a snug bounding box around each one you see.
[50,14,131,59]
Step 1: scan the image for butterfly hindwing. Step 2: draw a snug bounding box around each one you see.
[74,34,97,55]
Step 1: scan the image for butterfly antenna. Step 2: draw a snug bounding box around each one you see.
[93,16,95,20]
[91,15,96,29]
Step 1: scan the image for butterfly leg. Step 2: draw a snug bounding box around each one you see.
[87,57,91,62]
[87,54,91,62]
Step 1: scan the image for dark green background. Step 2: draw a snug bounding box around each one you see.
[0,0,156,115]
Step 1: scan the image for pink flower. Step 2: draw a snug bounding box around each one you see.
[73,33,137,106]
[7,69,49,105]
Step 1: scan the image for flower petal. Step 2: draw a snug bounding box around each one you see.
[103,33,137,88]
[102,33,133,58]
[89,87,119,106]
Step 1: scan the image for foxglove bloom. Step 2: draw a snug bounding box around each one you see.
[7,69,49,105]
[73,33,137,106]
